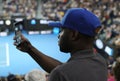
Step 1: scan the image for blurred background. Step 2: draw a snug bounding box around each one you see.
[0,0,120,81]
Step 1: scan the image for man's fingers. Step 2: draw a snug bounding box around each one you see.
[16,46,22,50]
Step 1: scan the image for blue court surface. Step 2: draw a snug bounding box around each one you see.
[0,32,70,76]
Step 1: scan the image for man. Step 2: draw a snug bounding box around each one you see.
[14,8,107,81]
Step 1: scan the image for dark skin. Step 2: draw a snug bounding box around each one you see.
[13,28,95,73]
[58,28,95,54]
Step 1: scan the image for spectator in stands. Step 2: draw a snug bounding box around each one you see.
[7,73,22,81]
[107,67,115,81]
[0,76,7,81]
[14,8,107,81]
[113,34,120,47]
[24,69,47,81]
[112,57,120,81]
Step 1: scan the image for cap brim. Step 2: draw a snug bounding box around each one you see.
[48,21,62,27]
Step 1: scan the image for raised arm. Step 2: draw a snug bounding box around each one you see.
[13,34,62,73]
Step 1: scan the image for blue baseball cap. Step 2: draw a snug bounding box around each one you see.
[48,8,101,37]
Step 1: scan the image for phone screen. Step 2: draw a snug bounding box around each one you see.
[14,22,22,46]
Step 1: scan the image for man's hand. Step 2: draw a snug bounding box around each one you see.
[13,34,32,52]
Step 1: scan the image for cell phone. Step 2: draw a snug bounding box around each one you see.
[14,21,23,46]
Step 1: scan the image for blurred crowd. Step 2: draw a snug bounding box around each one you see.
[0,0,120,81]
[1,0,38,19]
[0,0,120,47]
[0,69,49,81]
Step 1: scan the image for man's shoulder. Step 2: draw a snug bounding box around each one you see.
[52,62,74,73]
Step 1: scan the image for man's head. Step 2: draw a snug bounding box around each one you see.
[49,8,101,53]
